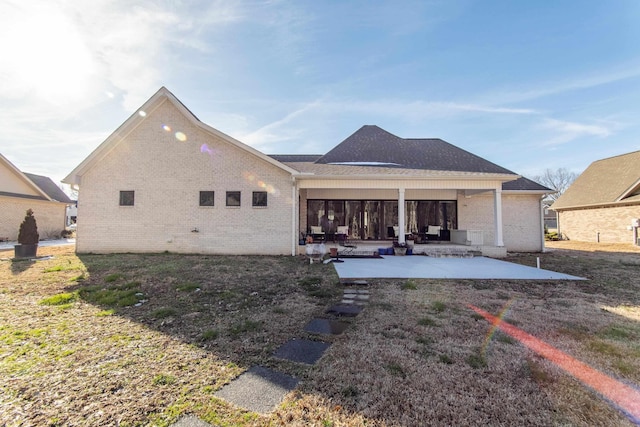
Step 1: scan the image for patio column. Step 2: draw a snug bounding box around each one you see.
[398,188,406,244]
[494,188,504,247]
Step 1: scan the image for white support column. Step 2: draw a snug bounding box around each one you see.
[398,188,406,244]
[494,188,504,247]
[291,179,298,256]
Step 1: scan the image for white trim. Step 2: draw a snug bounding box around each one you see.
[494,189,504,247]
[63,87,300,186]
[0,153,53,201]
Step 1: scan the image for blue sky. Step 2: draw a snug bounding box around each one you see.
[1,0,639,189]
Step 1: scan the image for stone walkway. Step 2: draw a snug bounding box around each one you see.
[170,280,371,426]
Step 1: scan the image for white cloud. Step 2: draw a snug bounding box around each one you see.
[539,118,612,146]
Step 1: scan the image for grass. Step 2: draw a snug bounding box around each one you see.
[1,242,640,426]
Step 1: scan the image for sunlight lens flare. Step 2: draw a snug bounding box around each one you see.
[162,125,171,132]
[468,304,640,425]
[481,298,515,357]
[175,132,187,142]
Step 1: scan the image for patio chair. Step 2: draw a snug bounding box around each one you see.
[310,226,325,242]
[426,225,441,240]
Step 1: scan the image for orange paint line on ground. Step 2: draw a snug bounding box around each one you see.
[468,304,640,425]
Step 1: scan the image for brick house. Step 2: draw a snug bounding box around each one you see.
[552,151,640,244]
[0,153,72,241]
[64,87,550,256]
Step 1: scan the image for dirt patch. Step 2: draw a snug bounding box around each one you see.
[1,244,639,426]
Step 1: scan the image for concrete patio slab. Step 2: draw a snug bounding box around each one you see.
[273,338,331,365]
[332,255,585,280]
[214,366,298,414]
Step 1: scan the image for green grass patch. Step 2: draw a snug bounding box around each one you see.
[432,300,447,313]
[39,292,77,306]
[152,307,177,319]
[104,273,124,283]
[385,363,406,378]
[79,282,144,308]
[229,319,261,337]
[598,325,634,340]
[466,352,487,369]
[152,374,177,386]
[402,280,417,290]
[418,316,436,326]
[175,282,200,292]
[200,329,219,342]
[439,354,453,364]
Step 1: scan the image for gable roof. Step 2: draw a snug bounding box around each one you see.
[23,173,73,203]
[315,125,516,174]
[63,87,300,186]
[552,150,640,210]
[0,153,55,201]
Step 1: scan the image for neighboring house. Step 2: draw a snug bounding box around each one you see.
[63,87,551,256]
[0,154,73,241]
[552,151,640,244]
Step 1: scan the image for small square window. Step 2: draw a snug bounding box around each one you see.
[226,191,241,207]
[252,191,267,207]
[199,191,215,206]
[119,191,135,206]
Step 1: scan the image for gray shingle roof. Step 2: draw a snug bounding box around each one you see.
[268,125,550,192]
[315,125,516,174]
[552,150,640,210]
[503,176,551,192]
[24,173,73,203]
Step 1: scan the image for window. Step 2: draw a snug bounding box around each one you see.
[252,191,267,207]
[226,191,241,207]
[199,191,215,206]
[119,191,135,206]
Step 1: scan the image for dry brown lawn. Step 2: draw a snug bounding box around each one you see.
[1,242,639,426]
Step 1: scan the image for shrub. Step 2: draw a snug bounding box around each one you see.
[18,209,39,244]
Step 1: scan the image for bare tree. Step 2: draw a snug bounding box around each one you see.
[533,168,579,202]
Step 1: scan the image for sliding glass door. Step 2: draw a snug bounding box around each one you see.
[306,199,456,240]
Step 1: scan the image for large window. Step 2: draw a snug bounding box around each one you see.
[199,191,215,206]
[119,191,135,206]
[307,199,457,239]
[226,191,241,207]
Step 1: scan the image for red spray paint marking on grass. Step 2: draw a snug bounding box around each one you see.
[468,304,640,425]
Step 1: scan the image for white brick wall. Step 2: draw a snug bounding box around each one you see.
[76,100,294,254]
[558,205,640,243]
[0,196,67,240]
[457,192,544,251]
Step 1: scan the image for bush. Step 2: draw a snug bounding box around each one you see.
[18,209,39,244]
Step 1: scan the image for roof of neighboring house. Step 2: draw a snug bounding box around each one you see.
[0,153,68,202]
[23,173,73,203]
[552,150,640,210]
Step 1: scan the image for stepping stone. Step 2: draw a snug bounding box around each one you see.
[273,338,331,365]
[341,299,354,304]
[341,279,369,286]
[214,365,298,415]
[304,318,349,335]
[326,304,363,317]
[343,289,358,295]
[170,415,216,427]
[354,294,370,301]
